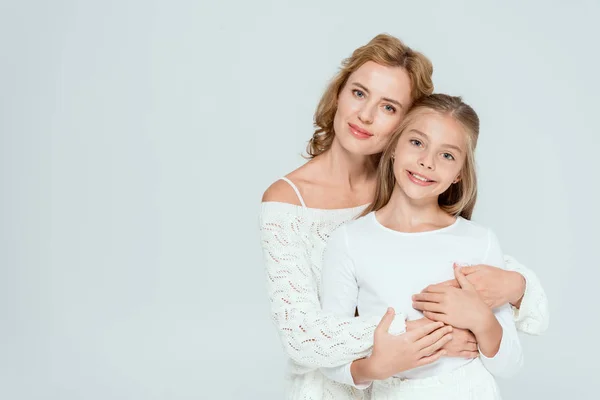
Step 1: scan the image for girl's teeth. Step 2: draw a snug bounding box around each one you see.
[411,172,429,182]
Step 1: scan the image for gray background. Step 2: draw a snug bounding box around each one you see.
[1,0,598,399]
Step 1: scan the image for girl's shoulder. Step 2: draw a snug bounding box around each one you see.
[455,217,497,241]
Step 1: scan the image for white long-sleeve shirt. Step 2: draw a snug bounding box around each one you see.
[259,200,548,400]
[319,212,523,387]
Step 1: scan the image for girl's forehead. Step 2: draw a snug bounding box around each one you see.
[403,112,468,148]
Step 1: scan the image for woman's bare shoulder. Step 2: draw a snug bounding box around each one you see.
[261,180,302,205]
[261,163,315,205]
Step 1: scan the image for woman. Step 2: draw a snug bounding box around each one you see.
[321,94,521,398]
[260,34,548,399]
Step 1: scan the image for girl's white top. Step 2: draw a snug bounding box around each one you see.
[320,212,523,387]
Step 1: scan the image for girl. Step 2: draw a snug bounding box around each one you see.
[320,94,521,399]
[260,34,548,399]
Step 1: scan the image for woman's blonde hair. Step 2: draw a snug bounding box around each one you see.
[306,34,434,158]
[360,94,480,220]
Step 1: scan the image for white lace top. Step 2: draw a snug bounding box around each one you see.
[259,183,549,400]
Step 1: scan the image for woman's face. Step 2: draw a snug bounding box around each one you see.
[392,111,468,201]
[333,61,413,156]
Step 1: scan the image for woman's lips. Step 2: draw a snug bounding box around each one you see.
[348,123,373,139]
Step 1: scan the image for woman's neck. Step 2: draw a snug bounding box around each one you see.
[316,139,377,189]
[377,185,454,232]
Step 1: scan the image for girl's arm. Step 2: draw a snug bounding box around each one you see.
[472,231,524,377]
[412,231,524,378]
[418,257,549,336]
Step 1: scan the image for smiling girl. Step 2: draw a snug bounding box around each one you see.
[320,94,522,399]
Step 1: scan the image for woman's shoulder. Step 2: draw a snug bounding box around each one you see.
[261,179,303,205]
[261,162,315,206]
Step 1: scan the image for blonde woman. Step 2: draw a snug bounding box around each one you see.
[260,35,548,399]
[320,94,521,399]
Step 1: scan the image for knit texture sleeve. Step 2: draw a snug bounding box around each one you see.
[503,255,549,335]
[259,204,380,372]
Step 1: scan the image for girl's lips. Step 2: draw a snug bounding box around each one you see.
[406,170,436,186]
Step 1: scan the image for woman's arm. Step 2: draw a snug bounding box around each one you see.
[259,204,380,370]
[503,256,550,335]
[317,226,374,388]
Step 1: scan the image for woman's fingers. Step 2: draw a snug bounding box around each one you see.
[459,265,482,275]
[466,342,478,352]
[412,292,444,303]
[422,311,448,324]
[459,350,479,358]
[415,324,452,347]
[405,321,445,341]
[419,331,454,356]
[428,279,460,289]
[374,307,396,336]
[412,301,445,313]
[448,341,478,353]
[421,283,452,293]
[417,349,447,367]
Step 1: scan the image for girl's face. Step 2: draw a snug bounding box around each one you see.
[392,111,468,201]
[333,61,413,156]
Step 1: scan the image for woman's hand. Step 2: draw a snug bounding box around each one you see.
[407,317,478,359]
[460,264,526,308]
[350,308,452,385]
[444,326,478,358]
[411,266,495,332]
[416,264,526,309]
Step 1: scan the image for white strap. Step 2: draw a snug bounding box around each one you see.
[279,177,307,208]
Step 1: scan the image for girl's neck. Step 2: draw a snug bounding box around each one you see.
[377,185,455,232]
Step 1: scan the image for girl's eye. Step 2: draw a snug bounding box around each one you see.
[410,139,422,147]
[353,89,365,98]
[442,153,455,160]
[384,104,396,113]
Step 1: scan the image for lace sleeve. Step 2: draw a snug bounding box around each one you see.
[503,255,550,335]
[259,205,380,371]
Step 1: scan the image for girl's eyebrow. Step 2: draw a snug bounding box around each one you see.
[409,129,464,154]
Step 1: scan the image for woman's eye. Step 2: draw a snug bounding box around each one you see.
[410,139,422,147]
[442,153,455,160]
[384,104,396,113]
[353,89,365,98]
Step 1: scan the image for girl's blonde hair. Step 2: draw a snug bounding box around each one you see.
[306,34,434,158]
[360,94,480,220]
